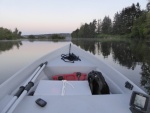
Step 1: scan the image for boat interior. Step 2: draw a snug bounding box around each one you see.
[0,44,147,113]
[11,60,131,112]
[25,55,141,96]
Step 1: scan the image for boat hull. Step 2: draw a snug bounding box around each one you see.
[0,43,146,113]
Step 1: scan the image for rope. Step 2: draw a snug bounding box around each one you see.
[61,80,74,96]
[61,43,81,63]
[61,53,81,63]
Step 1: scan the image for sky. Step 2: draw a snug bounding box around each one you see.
[0,0,148,35]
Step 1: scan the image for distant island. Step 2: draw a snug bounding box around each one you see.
[0,28,71,40]
[23,33,71,40]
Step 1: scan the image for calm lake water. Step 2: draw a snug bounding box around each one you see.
[0,39,150,94]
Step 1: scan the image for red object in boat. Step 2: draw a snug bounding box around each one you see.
[52,72,87,80]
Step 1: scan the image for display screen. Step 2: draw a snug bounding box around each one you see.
[134,94,146,108]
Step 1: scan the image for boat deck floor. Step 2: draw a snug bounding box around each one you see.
[13,94,131,113]
[13,80,131,113]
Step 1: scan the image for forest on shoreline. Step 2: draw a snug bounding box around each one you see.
[0,27,22,40]
[0,27,66,40]
[71,2,150,39]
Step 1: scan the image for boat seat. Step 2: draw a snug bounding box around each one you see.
[34,80,92,96]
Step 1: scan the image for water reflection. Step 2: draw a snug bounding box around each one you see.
[141,63,150,93]
[72,39,150,94]
[112,41,137,70]
[72,39,96,54]
[100,42,111,58]
[0,41,22,53]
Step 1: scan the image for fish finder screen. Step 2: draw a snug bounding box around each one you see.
[134,94,146,108]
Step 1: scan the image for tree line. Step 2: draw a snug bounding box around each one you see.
[28,34,65,39]
[71,2,150,39]
[0,27,22,40]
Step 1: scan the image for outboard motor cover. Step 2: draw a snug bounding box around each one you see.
[88,71,110,95]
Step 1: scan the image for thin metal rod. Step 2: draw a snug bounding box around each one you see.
[7,62,47,113]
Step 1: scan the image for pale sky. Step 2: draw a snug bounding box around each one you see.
[0,0,148,35]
